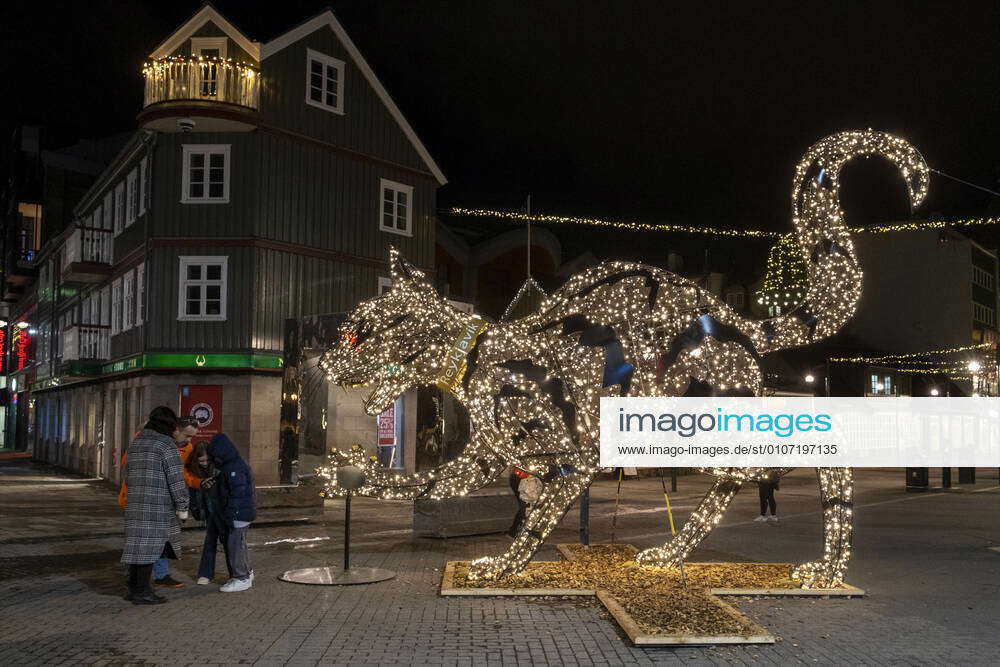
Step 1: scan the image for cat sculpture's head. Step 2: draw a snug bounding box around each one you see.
[320,248,473,414]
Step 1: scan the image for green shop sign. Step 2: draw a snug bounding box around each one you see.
[101,353,282,375]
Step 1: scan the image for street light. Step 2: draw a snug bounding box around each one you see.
[804,374,815,383]
[930,388,939,396]
[968,360,982,373]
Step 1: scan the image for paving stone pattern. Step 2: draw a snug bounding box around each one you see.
[1,462,998,666]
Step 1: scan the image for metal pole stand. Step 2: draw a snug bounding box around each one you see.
[280,466,395,586]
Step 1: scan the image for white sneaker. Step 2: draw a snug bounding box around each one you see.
[768,515,779,523]
[754,515,768,522]
[197,577,211,585]
[220,577,252,593]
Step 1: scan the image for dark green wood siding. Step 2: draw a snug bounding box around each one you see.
[260,28,429,173]
[150,133,259,238]
[144,246,255,353]
[254,132,435,262]
[251,249,384,352]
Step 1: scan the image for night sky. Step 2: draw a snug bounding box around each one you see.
[4,1,1000,258]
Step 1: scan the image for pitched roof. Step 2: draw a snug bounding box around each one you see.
[149,3,261,61]
[262,9,447,185]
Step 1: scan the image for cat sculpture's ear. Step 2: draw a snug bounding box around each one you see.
[387,246,433,293]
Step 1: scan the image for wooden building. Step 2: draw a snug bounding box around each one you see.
[5,6,445,483]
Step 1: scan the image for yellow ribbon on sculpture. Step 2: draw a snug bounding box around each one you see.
[435,317,489,392]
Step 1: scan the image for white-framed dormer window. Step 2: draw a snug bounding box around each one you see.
[111,277,122,335]
[305,49,345,114]
[379,179,413,236]
[114,183,125,234]
[191,37,228,98]
[178,256,228,321]
[126,168,138,226]
[122,271,134,331]
[181,144,230,204]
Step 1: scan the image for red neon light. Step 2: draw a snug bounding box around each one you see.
[14,328,30,371]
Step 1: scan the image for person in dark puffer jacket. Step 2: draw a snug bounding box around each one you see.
[207,433,256,592]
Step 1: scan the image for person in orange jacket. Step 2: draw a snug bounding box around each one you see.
[118,415,201,587]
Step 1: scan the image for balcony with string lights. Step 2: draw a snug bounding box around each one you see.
[138,56,260,132]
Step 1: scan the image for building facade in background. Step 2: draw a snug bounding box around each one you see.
[2,6,444,483]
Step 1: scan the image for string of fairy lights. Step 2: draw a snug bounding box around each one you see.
[829,342,996,392]
[450,207,1000,240]
[317,131,929,589]
[449,209,1000,314]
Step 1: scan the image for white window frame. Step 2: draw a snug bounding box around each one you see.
[135,262,145,325]
[973,302,996,326]
[111,278,122,335]
[114,183,125,235]
[126,169,138,226]
[103,192,113,230]
[178,256,228,322]
[725,291,745,309]
[100,285,110,326]
[181,144,231,204]
[972,265,994,291]
[191,36,228,58]
[139,157,148,216]
[123,271,134,332]
[379,178,413,237]
[305,48,345,115]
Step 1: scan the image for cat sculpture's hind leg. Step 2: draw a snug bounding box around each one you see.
[792,467,853,588]
[635,478,742,566]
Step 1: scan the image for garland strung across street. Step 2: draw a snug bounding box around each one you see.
[829,341,996,391]
[319,130,930,588]
[449,208,1000,239]
[450,210,1000,315]
[828,342,993,363]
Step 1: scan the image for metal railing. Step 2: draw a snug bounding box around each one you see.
[143,57,260,109]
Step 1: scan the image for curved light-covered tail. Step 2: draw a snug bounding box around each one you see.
[753,130,929,352]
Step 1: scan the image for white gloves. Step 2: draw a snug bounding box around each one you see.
[177,510,189,521]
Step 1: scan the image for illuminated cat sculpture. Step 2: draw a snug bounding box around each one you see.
[319,130,929,587]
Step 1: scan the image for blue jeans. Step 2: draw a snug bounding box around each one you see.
[197,516,232,580]
[152,557,170,579]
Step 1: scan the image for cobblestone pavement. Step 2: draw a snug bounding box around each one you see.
[1,461,998,666]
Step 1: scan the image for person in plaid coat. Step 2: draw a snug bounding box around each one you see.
[120,406,190,605]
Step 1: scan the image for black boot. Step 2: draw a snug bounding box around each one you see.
[124,565,138,601]
[131,564,166,605]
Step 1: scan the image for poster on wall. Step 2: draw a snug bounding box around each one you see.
[180,385,223,444]
[377,402,395,446]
